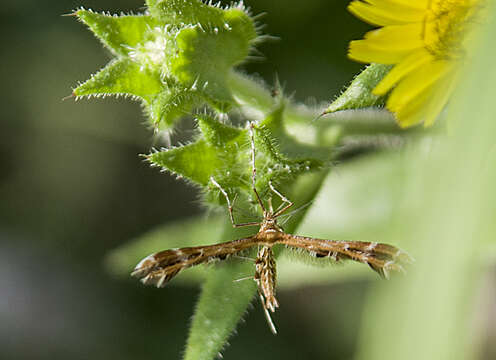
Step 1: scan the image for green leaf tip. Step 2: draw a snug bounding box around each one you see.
[73,1,259,129]
[148,140,224,186]
[324,63,392,114]
[73,58,162,101]
[197,114,242,147]
[76,9,159,57]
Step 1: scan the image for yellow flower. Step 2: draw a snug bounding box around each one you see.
[348,0,484,127]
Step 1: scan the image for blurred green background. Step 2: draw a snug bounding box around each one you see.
[1,1,495,360]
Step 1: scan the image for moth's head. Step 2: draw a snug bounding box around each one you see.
[260,216,284,235]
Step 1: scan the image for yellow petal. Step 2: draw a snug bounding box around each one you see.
[348,0,425,26]
[363,23,424,49]
[393,88,433,127]
[387,60,451,112]
[390,63,458,127]
[349,40,413,64]
[422,69,459,127]
[373,49,433,95]
[365,0,427,13]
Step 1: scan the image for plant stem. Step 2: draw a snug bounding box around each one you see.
[229,71,410,139]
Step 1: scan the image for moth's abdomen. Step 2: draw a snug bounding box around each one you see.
[254,246,279,312]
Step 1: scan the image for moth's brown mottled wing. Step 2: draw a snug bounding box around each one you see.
[132,236,259,288]
[278,234,413,279]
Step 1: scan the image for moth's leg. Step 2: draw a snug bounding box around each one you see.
[232,254,255,262]
[268,180,294,217]
[210,176,260,228]
[232,275,254,283]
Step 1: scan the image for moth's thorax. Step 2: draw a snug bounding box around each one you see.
[257,214,284,242]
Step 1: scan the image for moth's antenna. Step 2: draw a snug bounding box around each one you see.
[249,122,266,212]
[210,176,260,228]
[268,180,294,217]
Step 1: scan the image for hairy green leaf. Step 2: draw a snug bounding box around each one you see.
[149,139,224,186]
[76,9,158,57]
[324,63,392,114]
[148,83,201,128]
[73,2,258,128]
[74,58,162,101]
[171,9,258,109]
[196,114,242,147]
[146,0,224,26]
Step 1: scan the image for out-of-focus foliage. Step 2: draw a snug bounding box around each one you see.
[355,8,496,360]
